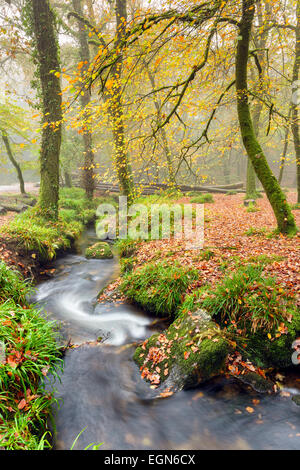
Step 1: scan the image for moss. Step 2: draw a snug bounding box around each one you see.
[236,371,274,393]
[85,242,113,259]
[245,309,300,368]
[120,261,198,318]
[134,309,228,389]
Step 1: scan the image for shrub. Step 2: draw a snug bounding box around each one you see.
[120,257,136,274]
[200,264,296,332]
[0,299,62,449]
[120,261,198,317]
[115,238,140,258]
[0,262,31,304]
[2,207,83,260]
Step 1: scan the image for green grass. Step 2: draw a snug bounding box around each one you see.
[244,226,267,237]
[246,202,260,213]
[115,238,140,258]
[0,187,108,260]
[199,264,296,332]
[190,193,214,204]
[0,262,31,304]
[120,261,198,318]
[226,190,238,195]
[2,206,83,260]
[0,292,62,449]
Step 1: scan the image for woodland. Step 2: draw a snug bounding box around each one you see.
[0,0,299,452]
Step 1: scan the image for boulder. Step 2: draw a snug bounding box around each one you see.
[134,309,228,391]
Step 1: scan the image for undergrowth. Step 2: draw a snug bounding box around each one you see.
[0,265,62,449]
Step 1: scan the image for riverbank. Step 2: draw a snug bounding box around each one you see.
[98,191,300,392]
[0,188,103,449]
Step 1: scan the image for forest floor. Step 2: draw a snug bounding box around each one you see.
[0,190,299,294]
[100,191,300,306]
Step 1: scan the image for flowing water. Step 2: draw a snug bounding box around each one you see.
[32,229,300,450]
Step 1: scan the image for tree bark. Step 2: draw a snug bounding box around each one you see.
[72,0,95,200]
[109,0,135,200]
[246,0,270,199]
[291,0,300,202]
[236,0,297,234]
[29,0,62,219]
[278,105,292,185]
[1,130,26,195]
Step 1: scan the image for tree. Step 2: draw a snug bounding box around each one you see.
[25,0,62,219]
[86,0,297,234]
[71,0,95,199]
[1,130,26,194]
[109,0,135,199]
[0,97,38,195]
[236,0,296,234]
[245,0,271,199]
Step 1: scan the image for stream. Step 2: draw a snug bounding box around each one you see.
[31,229,300,450]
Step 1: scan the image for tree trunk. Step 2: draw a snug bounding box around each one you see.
[246,0,270,199]
[236,0,296,234]
[29,0,62,219]
[64,170,73,188]
[291,0,300,202]
[72,0,95,200]
[109,0,134,200]
[278,106,292,185]
[1,130,26,195]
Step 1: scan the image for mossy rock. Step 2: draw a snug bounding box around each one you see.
[244,310,300,369]
[85,242,113,260]
[234,371,274,394]
[134,309,228,390]
[292,395,300,406]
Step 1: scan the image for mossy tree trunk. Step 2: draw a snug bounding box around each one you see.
[72,0,95,200]
[291,0,300,202]
[278,106,292,185]
[236,0,297,235]
[109,0,135,201]
[246,0,270,199]
[29,0,62,219]
[1,130,26,195]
